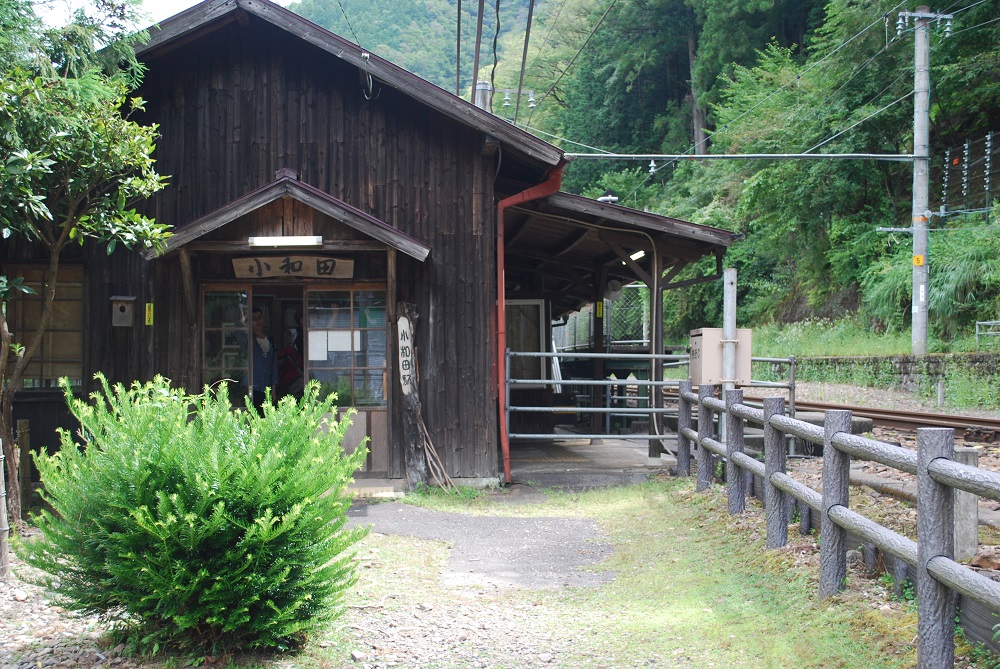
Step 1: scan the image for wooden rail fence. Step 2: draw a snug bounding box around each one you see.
[677,380,1000,669]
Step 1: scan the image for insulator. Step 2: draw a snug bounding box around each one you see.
[944,19,952,37]
[527,91,536,109]
[648,160,656,174]
[502,90,511,107]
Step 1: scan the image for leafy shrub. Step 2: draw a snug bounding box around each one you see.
[17,375,368,655]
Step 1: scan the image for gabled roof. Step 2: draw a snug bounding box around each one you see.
[143,171,431,261]
[137,0,562,171]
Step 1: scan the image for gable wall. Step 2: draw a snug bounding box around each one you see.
[134,17,499,478]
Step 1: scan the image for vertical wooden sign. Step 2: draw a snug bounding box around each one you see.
[397,304,427,488]
[397,315,416,396]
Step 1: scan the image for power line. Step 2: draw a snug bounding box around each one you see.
[527,0,620,125]
[334,0,362,47]
[948,15,1000,37]
[804,76,911,152]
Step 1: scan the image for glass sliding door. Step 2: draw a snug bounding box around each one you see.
[306,287,387,407]
[203,288,250,400]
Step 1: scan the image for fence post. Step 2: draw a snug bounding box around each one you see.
[820,410,852,598]
[677,380,692,477]
[917,427,955,669]
[696,384,715,492]
[953,446,979,562]
[725,389,745,515]
[763,396,788,549]
[17,420,30,515]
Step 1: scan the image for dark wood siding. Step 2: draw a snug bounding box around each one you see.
[135,16,499,478]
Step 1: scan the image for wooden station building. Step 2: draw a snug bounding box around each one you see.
[2,0,737,485]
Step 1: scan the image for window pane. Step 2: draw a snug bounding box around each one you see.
[50,332,82,359]
[354,370,385,406]
[308,291,351,329]
[204,292,247,329]
[355,291,386,328]
[357,330,386,368]
[310,368,353,403]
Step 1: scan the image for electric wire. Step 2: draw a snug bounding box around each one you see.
[334,0,362,46]
[456,0,462,95]
[515,123,615,153]
[948,15,1000,37]
[768,38,905,150]
[524,0,571,79]
[805,90,913,153]
[489,0,501,107]
[526,0,620,126]
[615,1,910,201]
[513,0,537,126]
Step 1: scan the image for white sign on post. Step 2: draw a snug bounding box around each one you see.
[397,316,416,396]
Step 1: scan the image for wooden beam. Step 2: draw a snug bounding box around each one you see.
[178,248,198,326]
[663,273,723,291]
[657,261,689,292]
[599,233,651,287]
[549,228,591,258]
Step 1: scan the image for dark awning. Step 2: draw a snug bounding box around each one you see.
[143,170,431,262]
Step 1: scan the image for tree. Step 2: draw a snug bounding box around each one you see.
[0,0,169,537]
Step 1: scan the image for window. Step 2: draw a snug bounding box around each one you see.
[307,288,387,406]
[5,265,84,389]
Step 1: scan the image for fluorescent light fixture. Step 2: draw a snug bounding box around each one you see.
[248,235,323,247]
[630,250,645,261]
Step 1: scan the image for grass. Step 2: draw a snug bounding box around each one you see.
[749,318,913,358]
[295,479,923,668]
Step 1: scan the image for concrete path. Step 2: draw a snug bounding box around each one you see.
[346,500,615,589]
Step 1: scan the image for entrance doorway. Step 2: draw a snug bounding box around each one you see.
[200,282,389,475]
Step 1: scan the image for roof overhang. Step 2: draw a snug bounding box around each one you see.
[144,171,431,261]
[503,192,739,318]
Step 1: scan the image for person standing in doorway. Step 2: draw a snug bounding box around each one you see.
[251,307,278,413]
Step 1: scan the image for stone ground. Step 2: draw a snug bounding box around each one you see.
[2,380,999,668]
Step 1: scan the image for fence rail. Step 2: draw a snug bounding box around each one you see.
[678,380,1000,668]
[505,350,798,443]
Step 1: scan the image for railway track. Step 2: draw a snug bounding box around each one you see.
[792,400,1000,442]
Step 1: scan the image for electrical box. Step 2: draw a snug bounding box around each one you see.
[689,328,752,386]
[111,296,137,327]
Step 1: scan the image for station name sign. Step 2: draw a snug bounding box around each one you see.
[233,256,355,279]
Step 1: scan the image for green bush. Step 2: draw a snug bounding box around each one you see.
[17,375,368,655]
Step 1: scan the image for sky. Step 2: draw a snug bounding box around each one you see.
[36,0,293,27]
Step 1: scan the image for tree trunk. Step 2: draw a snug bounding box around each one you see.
[1,388,21,528]
[688,31,708,152]
[0,238,66,526]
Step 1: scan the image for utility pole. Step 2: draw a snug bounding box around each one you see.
[898,7,952,355]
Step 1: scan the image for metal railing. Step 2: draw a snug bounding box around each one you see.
[976,320,1000,349]
[506,351,685,441]
[505,350,799,441]
[677,380,1000,669]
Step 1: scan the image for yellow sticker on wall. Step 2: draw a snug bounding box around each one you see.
[913,255,925,267]
[596,301,604,318]
[145,303,154,325]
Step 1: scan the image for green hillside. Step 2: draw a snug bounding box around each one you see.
[287,0,531,94]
